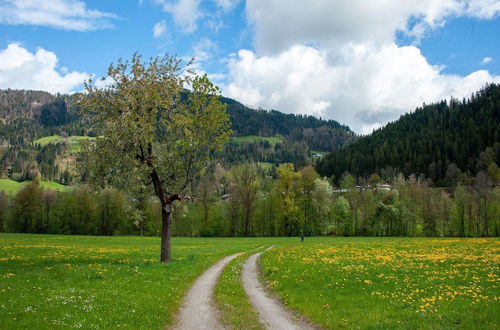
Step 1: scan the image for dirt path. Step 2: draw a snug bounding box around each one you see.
[174,252,242,330]
[242,251,316,330]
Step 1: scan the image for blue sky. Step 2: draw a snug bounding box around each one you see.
[0,0,499,133]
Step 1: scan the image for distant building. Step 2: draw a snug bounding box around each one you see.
[376,184,392,190]
[332,183,392,193]
[220,194,231,201]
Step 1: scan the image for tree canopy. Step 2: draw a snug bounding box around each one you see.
[79,53,231,261]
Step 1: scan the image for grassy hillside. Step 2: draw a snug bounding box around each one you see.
[0,179,72,194]
[0,179,23,194]
[231,135,283,145]
[33,135,95,153]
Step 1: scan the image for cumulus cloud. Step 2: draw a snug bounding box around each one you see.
[246,0,500,54]
[0,43,89,94]
[153,20,167,38]
[222,0,500,134]
[153,0,202,33]
[0,0,116,31]
[225,44,500,134]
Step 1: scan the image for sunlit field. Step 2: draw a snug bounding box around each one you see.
[2,235,498,329]
[0,234,275,329]
[261,237,500,329]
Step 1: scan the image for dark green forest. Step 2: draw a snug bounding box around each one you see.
[317,83,500,186]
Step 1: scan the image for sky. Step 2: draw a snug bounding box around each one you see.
[0,0,499,134]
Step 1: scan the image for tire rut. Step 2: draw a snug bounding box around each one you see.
[242,250,316,330]
[173,252,242,330]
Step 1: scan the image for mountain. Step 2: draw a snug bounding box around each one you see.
[0,90,354,148]
[316,83,500,185]
[0,89,355,183]
[222,97,354,151]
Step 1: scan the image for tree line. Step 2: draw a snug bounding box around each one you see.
[2,162,498,237]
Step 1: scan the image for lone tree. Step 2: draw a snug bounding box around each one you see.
[79,54,231,262]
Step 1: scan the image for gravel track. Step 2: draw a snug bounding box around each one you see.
[242,251,316,330]
[173,252,242,330]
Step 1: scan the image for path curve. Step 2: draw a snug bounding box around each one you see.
[174,252,242,330]
[242,251,316,330]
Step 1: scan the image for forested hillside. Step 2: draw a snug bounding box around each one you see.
[317,83,500,185]
[0,89,355,184]
[223,97,353,151]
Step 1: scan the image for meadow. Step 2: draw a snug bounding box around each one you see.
[0,179,72,195]
[1,235,498,329]
[0,234,275,329]
[32,135,96,154]
[261,237,500,329]
[231,135,283,145]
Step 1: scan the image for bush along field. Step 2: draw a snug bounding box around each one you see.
[260,237,500,329]
[0,234,277,329]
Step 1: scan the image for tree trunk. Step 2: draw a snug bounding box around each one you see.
[160,204,173,262]
[204,202,209,226]
[244,207,250,236]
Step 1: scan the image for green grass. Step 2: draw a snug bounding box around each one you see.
[215,247,266,330]
[261,237,500,329]
[0,179,24,195]
[0,234,279,329]
[0,179,71,195]
[38,181,72,192]
[232,135,283,145]
[32,135,62,146]
[257,162,274,170]
[33,135,95,153]
[2,235,497,329]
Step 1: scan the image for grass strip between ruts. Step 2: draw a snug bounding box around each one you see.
[215,246,268,330]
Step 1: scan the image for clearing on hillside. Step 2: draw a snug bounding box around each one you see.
[0,179,71,194]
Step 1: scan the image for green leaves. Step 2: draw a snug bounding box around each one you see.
[79,54,231,201]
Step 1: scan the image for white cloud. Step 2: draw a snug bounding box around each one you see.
[0,43,89,94]
[222,0,500,134]
[465,0,500,18]
[481,56,493,64]
[153,0,201,33]
[224,43,500,134]
[152,0,239,34]
[92,75,115,90]
[0,0,116,31]
[246,0,500,54]
[206,18,224,33]
[153,20,167,38]
[193,38,218,62]
[213,0,240,12]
